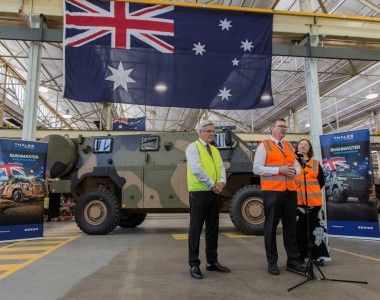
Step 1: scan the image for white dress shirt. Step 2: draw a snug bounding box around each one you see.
[186,138,226,189]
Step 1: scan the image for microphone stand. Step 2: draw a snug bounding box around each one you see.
[288,157,368,292]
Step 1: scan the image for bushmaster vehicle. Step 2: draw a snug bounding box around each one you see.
[324,170,372,203]
[43,129,263,235]
[1,177,45,202]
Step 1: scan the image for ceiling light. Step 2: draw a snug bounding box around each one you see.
[62,109,72,119]
[155,82,167,93]
[365,88,378,100]
[39,86,49,93]
[305,123,310,128]
[260,92,272,101]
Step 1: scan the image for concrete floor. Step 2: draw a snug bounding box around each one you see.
[0,214,379,300]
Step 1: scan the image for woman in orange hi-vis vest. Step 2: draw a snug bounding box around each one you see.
[295,139,330,266]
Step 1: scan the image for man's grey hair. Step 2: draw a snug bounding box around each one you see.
[197,119,215,134]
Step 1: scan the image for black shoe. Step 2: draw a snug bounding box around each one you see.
[286,262,306,274]
[190,266,203,279]
[315,260,324,267]
[267,263,280,275]
[206,262,230,273]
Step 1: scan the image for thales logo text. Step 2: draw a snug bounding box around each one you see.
[14,142,35,150]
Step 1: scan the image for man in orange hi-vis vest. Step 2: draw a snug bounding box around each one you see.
[253,118,306,276]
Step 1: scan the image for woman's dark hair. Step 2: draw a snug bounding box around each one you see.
[295,139,314,158]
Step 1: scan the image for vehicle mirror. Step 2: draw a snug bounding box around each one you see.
[225,130,232,147]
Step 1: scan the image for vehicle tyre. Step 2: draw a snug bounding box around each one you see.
[75,188,120,235]
[229,185,264,235]
[118,213,147,228]
[12,189,24,203]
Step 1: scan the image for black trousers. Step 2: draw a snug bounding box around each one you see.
[188,191,220,267]
[262,190,298,265]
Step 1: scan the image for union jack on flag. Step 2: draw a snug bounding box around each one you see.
[65,0,174,52]
[64,0,273,109]
[322,157,349,171]
[112,116,146,131]
[0,163,25,178]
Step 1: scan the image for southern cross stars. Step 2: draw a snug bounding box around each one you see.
[218,18,232,31]
[218,87,232,101]
[106,62,135,91]
[241,39,254,52]
[232,58,239,66]
[192,42,206,56]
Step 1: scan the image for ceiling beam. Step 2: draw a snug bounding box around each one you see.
[0,26,379,60]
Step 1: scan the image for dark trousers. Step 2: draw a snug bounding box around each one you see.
[188,191,220,267]
[262,190,298,265]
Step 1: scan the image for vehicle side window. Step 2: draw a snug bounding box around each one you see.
[139,136,160,151]
[213,132,235,149]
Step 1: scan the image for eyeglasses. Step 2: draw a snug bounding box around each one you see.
[276,125,287,129]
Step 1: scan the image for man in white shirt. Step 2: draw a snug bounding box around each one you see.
[253,118,305,276]
[186,120,230,279]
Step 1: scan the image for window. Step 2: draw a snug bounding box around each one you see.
[93,138,113,153]
[140,136,160,151]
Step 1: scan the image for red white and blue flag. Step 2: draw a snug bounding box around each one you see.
[112,116,146,130]
[64,0,273,109]
[0,163,25,178]
[322,157,349,171]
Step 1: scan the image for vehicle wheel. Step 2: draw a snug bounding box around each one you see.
[119,213,147,228]
[332,188,344,203]
[229,185,264,235]
[75,188,120,235]
[12,189,24,203]
[358,194,369,203]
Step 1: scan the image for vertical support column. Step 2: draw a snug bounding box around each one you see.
[0,65,7,128]
[289,108,298,133]
[103,102,113,130]
[301,0,323,160]
[22,15,43,141]
[251,109,254,132]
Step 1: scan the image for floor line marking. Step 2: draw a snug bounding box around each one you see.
[172,233,189,240]
[0,234,80,281]
[0,264,22,272]
[331,247,380,262]
[222,231,255,238]
[4,246,57,251]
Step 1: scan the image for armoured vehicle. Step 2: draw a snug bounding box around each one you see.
[1,177,45,202]
[324,170,372,203]
[43,129,264,235]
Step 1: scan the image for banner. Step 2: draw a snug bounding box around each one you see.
[320,129,379,239]
[63,0,273,109]
[0,139,48,243]
[113,117,146,131]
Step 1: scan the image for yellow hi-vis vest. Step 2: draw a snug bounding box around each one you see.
[187,140,222,191]
[296,158,323,206]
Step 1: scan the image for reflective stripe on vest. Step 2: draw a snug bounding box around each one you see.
[260,139,297,191]
[296,158,323,206]
[187,140,222,191]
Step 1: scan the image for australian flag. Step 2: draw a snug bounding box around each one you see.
[64,0,273,110]
[112,117,146,131]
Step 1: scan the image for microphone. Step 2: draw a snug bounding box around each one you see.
[296,152,309,168]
